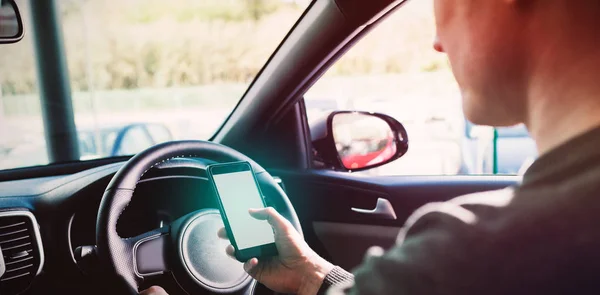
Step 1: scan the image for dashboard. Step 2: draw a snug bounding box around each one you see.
[72,169,219,250]
[0,158,232,295]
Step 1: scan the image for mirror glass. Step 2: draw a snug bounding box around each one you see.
[332,113,397,170]
[0,1,20,39]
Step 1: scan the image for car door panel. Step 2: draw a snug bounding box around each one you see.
[313,222,401,270]
[273,169,519,269]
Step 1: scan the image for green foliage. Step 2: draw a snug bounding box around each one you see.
[1,84,245,116]
[124,0,283,24]
[0,0,446,97]
[422,60,446,73]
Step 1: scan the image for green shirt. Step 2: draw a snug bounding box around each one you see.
[324,126,600,294]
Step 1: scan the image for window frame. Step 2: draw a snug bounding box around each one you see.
[298,0,536,177]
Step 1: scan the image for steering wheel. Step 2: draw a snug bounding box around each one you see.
[96,141,302,294]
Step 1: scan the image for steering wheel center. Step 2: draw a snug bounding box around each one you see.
[174,209,251,292]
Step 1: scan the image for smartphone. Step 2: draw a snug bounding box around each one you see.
[207,161,278,262]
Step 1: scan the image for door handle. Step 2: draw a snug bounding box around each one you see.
[351,198,397,220]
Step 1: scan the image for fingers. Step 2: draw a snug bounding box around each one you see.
[218,227,236,260]
[366,246,385,258]
[243,258,259,274]
[248,207,292,233]
[217,227,229,240]
[225,244,235,258]
[139,286,168,295]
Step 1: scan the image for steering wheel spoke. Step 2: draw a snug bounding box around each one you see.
[129,227,171,279]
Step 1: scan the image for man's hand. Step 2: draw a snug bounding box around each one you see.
[139,207,333,295]
[139,286,168,295]
[218,207,334,295]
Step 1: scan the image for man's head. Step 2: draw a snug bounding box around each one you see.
[433,0,600,128]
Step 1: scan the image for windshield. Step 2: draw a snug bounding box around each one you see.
[0,0,308,170]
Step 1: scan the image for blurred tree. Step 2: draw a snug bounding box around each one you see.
[0,0,446,96]
[246,0,281,21]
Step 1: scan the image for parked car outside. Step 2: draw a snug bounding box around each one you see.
[0,123,172,169]
[460,121,538,175]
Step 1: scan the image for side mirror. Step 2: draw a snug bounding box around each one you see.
[0,0,23,44]
[311,111,409,172]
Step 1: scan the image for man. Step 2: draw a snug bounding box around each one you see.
[143,0,600,294]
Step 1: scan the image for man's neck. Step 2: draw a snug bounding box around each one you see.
[527,51,600,156]
[529,100,600,156]
[521,6,600,156]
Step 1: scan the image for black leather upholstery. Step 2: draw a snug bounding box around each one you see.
[105,140,265,191]
[96,140,302,293]
[97,188,137,292]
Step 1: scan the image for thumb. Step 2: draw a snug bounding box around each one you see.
[139,286,168,295]
[249,207,292,233]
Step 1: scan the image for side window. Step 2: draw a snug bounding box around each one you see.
[305,0,537,176]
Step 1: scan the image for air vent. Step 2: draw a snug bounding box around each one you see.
[0,211,44,295]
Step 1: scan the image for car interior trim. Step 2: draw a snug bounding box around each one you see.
[67,213,76,265]
[132,233,168,278]
[0,156,131,182]
[213,0,349,145]
[0,210,45,277]
[137,175,208,185]
[214,0,407,152]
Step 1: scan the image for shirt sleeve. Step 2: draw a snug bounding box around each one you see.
[317,266,354,295]
[323,197,508,295]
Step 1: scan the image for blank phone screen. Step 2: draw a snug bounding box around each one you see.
[213,170,275,250]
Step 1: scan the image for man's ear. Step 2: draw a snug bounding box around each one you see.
[433,36,444,53]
